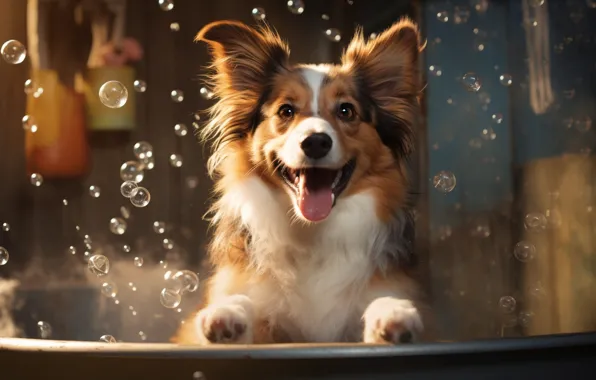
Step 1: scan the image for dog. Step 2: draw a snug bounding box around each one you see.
[173,17,428,345]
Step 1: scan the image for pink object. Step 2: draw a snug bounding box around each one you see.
[99,37,144,67]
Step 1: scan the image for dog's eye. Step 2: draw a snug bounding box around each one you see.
[337,103,356,121]
[277,104,295,120]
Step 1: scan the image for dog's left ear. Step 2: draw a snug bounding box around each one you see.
[196,21,290,96]
[341,18,422,157]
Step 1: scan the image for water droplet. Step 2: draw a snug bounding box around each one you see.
[453,6,470,24]
[99,81,128,108]
[436,11,449,22]
[252,7,266,21]
[0,247,9,265]
[287,0,305,14]
[525,212,547,232]
[481,127,497,140]
[133,80,147,93]
[462,72,481,91]
[134,257,144,267]
[499,296,517,313]
[2,223,10,232]
[120,181,138,198]
[153,221,166,234]
[37,321,52,339]
[163,238,174,250]
[158,0,174,11]
[428,65,442,77]
[492,113,503,124]
[89,185,101,198]
[170,22,180,32]
[68,246,76,255]
[199,87,214,100]
[324,28,342,42]
[130,187,151,208]
[513,241,536,262]
[169,153,183,168]
[88,254,110,277]
[499,73,513,86]
[172,270,200,294]
[171,89,184,103]
[174,123,188,137]
[109,217,127,235]
[160,288,182,308]
[120,161,145,183]
[1,39,27,64]
[432,171,457,193]
[30,173,43,187]
[99,335,117,343]
[22,115,38,133]
[133,141,153,160]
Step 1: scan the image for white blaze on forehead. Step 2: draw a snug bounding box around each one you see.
[299,64,330,115]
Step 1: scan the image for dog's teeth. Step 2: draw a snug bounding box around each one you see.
[331,170,342,188]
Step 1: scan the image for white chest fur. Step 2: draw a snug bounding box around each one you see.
[217,176,396,342]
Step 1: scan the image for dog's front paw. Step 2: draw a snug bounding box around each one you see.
[194,295,254,344]
[362,297,423,344]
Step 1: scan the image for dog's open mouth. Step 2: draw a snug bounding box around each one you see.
[275,159,356,222]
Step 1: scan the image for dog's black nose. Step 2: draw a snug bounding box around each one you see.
[300,133,333,159]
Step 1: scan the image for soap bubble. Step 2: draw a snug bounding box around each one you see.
[174,123,188,137]
[186,176,199,189]
[89,185,101,198]
[172,270,200,294]
[160,260,168,269]
[462,73,482,91]
[513,241,535,262]
[492,113,503,124]
[428,65,442,77]
[287,0,305,14]
[133,79,147,93]
[122,244,131,253]
[1,39,27,64]
[128,282,138,292]
[153,221,166,234]
[101,282,118,298]
[499,74,513,86]
[518,311,534,327]
[158,0,174,11]
[252,7,266,21]
[160,288,182,308]
[120,206,131,219]
[169,154,183,168]
[30,173,43,187]
[499,296,517,313]
[24,79,43,97]
[109,217,127,235]
[134,257,144,267]
[22,115,38,133]
[163,238,174,250]
[524,212,547,232]
[2,223,10,232]
[133,141,153,160]
[199,87,214,100]
[99,81,128,108]
[37,321,52,339]
[120,181,138,198]
[481,127,497,140]
[99,335,117,343]
[433,171,456,193]
[321,14,330,20]
[130,187,151,208]
[88,254,110,276]
[120,161,144,183]
[436,11,449,22]
[0,247,9,265]
[171,89,184,103]
[575,117,592,133]
[324,28,342,42]
[139,156,155,170]
[453,6,470,24]
[68,246,76,255]
[170,22,180,32]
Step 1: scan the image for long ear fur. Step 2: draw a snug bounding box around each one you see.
[196,21,290,176]
[341,18,423,158]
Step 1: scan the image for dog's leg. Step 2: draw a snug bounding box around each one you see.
[194,294,254,344]
[362,295,424,344]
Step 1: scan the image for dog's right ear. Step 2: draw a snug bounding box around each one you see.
[196,21,290,96]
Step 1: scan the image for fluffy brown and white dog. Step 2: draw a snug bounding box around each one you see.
[174,17,428,345]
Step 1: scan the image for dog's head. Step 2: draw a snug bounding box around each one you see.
[197,20,422,224]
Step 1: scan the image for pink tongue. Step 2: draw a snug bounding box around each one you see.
[298,186,333,222]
